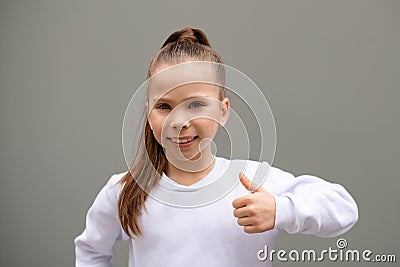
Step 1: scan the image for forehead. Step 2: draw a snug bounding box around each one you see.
[148,62,221,101]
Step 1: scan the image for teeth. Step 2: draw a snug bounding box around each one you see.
[171,137,195,144]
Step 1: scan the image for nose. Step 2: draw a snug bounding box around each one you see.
[169,114,191,129]
[169,119,191,129]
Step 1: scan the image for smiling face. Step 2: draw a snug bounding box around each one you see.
[147,81,229,169]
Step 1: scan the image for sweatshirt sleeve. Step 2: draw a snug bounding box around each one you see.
[74,173,129,267]
[266,167,358,238]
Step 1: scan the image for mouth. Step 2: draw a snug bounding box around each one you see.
[168,136,199,145]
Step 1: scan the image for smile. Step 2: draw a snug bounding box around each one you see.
[169,136,198,144]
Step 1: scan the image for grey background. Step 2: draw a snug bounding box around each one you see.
[1,0,399,266]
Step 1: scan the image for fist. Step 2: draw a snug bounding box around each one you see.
[232,173,276,234]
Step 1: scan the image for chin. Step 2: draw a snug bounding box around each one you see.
[167,150,202,162]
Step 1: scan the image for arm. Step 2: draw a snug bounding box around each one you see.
[269,167,358,237]
[232,166,358,238]
[74,173,129,267]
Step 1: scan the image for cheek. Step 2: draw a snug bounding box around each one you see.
[197,119,220,137]
[148,115,166,140]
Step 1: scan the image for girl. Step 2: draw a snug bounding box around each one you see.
[75,27,358,266]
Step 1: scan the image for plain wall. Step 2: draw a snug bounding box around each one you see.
[1,0,399,266]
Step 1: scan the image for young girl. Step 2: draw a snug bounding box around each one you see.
[75,27,358,266]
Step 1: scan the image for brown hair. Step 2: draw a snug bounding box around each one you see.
[117,27,225,237]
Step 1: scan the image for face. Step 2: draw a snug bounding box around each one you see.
[147,81,229,165]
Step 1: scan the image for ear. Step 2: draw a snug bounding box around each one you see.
[219,97,230,126]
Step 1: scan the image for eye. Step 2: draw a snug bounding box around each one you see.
[156,103,171,110]
[189,101,205,109]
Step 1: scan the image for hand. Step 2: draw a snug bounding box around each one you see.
[232,173,276,234]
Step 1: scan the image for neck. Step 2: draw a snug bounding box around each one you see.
[165,151,216,186]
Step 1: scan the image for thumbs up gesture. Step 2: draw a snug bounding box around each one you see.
[232,173,276,233]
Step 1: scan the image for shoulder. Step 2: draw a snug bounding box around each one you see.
[216,156,293,175]
[216,156,263,169]
[107,171,129,187]
[217,157,299,188]
[218,157,274,175]
[216,157,270,183]
[84,171,130,220]
[101,171,129,201]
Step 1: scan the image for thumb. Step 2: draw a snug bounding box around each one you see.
[239,172,264,193]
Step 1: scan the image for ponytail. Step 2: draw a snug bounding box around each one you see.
[161,27,211,48]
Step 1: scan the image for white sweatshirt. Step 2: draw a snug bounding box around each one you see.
[75,157,358,267]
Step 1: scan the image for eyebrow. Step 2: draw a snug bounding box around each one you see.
[152,95,211,104]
